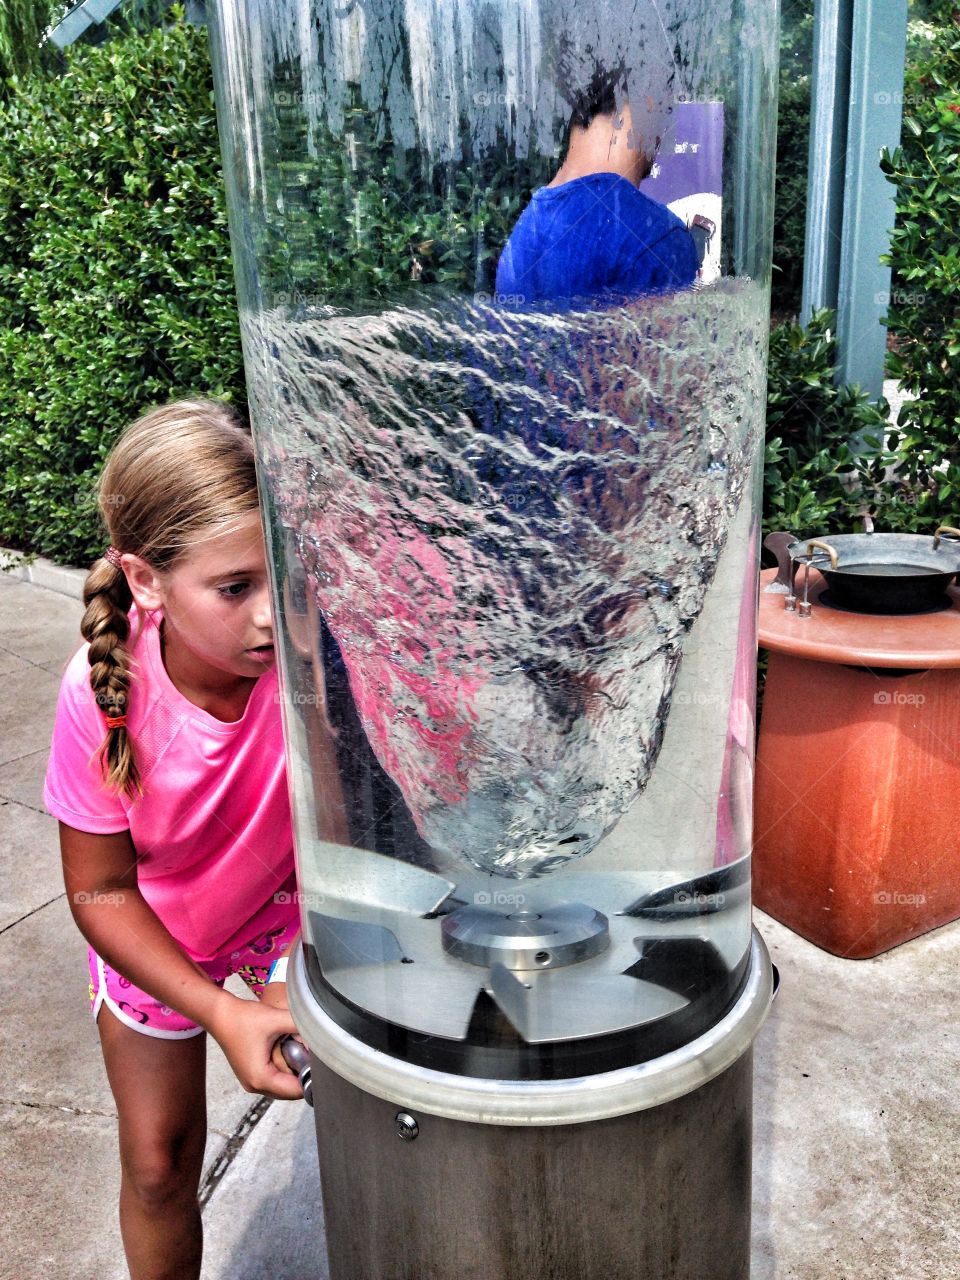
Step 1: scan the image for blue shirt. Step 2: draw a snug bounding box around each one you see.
[495,172,698,307]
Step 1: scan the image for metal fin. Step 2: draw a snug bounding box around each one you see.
[486,962,688,1044]
[300,843,456,918]
[309,912,481,1040]
[622,858,751,919]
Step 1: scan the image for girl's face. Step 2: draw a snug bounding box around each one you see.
[124,512,276,692]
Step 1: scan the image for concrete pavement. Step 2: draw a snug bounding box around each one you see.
[1,561,958,1279]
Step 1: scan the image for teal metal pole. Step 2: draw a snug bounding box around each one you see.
[800,0,854,325]
[835,0,908,398]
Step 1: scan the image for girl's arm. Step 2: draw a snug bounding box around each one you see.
[59,822,302,1100]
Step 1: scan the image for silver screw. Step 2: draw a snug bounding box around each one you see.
[395,1111,419,1140]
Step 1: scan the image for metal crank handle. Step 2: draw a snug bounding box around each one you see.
[763,531,799,594]
[279,1035,314,1107]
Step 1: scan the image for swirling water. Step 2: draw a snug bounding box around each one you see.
[248,280,765,880]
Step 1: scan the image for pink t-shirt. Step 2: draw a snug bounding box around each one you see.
[44,608,296,963]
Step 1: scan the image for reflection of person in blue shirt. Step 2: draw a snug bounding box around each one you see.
[495,68,698,307]
[483,67,699,730]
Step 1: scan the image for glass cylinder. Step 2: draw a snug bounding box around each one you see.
[209,0,778,1079]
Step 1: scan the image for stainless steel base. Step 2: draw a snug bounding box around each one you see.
[310,1048,754,1280]
[288,929,773,1280]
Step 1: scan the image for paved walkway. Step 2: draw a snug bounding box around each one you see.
[1,563,957,1279]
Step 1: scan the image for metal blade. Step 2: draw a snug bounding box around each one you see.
[299,842,457,918]
[487,962,688,1044]
[621,857,751,920]
[309,912,482,1039]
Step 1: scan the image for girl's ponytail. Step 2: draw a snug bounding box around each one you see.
[81,555,141,796]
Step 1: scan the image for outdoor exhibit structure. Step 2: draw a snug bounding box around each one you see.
[208,2,778,1276]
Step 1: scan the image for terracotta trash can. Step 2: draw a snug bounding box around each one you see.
[753,567,960,958]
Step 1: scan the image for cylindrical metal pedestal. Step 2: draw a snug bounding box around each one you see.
[289,930,772,1280]
[312,1050,753,1280]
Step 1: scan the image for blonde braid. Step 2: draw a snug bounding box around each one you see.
[80,556,141,795]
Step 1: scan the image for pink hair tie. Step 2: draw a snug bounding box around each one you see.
[104,546,123,570]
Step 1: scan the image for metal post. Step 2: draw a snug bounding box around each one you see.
[801,0,908,398]
[47,0,123,49]
[800,0,854,326]
[835,0,907,397]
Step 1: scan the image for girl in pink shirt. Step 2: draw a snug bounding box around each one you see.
[44,399,300,1280]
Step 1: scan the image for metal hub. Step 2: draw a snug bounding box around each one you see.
[440,902,609,971]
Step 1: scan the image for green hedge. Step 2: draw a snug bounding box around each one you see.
[881,2,960,501]
[763,310,909,537]
[1,9,950,566]
[260,90,549,308]
[762,2,960,542]
[0,15,244,565]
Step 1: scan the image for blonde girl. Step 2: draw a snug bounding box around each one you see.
[44,400,301,1280]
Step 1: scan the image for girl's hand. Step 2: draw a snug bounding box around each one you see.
[207,994,303,1100]
[259,979,302,1076]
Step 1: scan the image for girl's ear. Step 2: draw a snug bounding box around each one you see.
[121,554,165,613]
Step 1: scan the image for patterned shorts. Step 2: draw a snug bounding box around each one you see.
[87,917,299,1040]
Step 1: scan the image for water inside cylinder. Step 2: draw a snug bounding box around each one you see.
[207,0,777,1052]
[251,278,763,884]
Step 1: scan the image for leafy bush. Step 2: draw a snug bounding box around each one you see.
[881,2,960,504]
[761,311,932,536]
[0,13,244,565]
[5,4,947,566]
